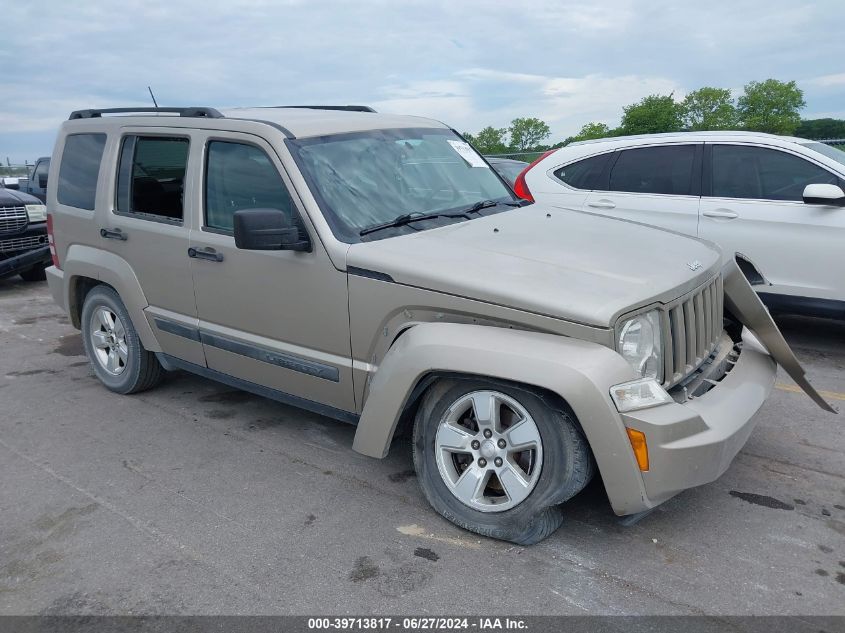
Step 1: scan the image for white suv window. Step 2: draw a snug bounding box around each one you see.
[609,145,696,196]
[711,145,840,202]
[553,153,612,190]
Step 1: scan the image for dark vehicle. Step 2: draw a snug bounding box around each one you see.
[0,188,51,281]
[22,157,50,202]
[487,157,529,186]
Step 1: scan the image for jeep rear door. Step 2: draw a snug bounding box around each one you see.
[102,128,205,367]
[187,131,356,415]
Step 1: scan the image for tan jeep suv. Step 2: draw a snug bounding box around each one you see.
[44,105,834,544]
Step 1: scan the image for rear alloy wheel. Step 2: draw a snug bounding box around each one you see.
[89,306,129,376]
[80,285,164,394]
[413,378,595,544]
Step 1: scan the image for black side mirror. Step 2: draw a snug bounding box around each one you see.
[38,175,48,189]
[233,208,311,252]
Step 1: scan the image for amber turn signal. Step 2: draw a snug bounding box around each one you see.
[626,428,649,471]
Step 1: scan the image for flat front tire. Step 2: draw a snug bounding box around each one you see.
[413,377,595,544]
[80,285,164,394]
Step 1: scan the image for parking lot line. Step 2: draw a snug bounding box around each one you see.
[775,382,845,401]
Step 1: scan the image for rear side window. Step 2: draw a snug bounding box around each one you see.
[204,141,297,232]
[57,133,106,210]
[116,136,189,222]
[711,145,840,201]
[553,153,611,190]
[609,145,696,195]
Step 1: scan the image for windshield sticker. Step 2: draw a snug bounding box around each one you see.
[447,140,489,168]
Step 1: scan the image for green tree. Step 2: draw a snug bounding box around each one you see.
[795,118,845,140]
[470,126,509,154]
[508,117,551,151]
[619,94,684,135]
[569,122,613,142]
[681,87,738,130]
[737,79,806,135]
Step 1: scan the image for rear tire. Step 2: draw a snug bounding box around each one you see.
[19,264,47,282]
[80,285,164,394]
[413,377,595,545]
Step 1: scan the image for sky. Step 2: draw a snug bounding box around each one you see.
[2,0,844,164]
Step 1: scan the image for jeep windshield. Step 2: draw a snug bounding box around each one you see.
[287,128,519,242]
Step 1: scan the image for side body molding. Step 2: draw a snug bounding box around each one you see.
[351,322,655,515]
[61,244,160,351]
[723,258,836,413]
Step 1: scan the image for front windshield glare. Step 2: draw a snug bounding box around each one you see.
[289,128,515,241]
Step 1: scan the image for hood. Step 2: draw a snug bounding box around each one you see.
[346,205,722,327]
[0,187,40,206]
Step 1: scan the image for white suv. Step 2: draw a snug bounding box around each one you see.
[518,132,845,320]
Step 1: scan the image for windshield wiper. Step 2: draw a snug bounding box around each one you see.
[359,211,470,236]
[358,199,526,237]
[460,199,525,214]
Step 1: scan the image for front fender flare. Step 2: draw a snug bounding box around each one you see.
[351,322,652,516]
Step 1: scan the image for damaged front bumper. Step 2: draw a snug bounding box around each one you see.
[612,258,834,515]
[621,328,775,508]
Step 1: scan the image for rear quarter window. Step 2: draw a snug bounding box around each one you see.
[553,153,612,190]
[57,133,107,210]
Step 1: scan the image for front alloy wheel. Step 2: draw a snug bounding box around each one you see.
[435,390,542,512]
[413,378,595,544]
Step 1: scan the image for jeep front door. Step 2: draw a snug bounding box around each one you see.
[188,133,355,415]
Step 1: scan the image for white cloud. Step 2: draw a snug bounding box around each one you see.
[805,73,845,88]
[374,69,683,140]
[1,0,844,161]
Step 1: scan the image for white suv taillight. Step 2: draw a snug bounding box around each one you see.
[513,149,557,202]
[46,213,60,269]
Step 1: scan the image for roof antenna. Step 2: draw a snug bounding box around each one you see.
[147,86,159,108]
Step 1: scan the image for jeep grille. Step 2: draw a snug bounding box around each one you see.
[0,206,27,234]
[663,275,724,388]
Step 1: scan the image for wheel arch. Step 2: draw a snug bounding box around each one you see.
[61,245,160,351]
[351,322,651,516]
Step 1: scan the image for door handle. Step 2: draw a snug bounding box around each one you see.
[587,200,616,210]
[702,210,739,219]
[100,228,127,241]
[188,247,224,262]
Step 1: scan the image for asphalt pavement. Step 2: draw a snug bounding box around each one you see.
[0,277,843,615]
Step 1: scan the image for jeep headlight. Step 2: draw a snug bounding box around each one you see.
[616,310,663,382]
[25,204,47,222]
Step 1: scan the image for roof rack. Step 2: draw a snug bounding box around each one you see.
[68,107,224,120]
[277,105,376,113]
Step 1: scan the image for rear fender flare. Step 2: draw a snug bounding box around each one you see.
[62,244,160,351]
